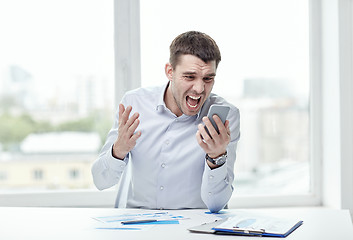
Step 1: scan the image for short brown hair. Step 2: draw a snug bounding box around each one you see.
[169,31,221,69]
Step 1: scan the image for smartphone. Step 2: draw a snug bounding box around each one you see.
[205,105,230,136]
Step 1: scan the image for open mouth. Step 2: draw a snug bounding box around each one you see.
[186,95,201,109]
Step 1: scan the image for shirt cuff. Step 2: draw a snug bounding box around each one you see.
[204,160,229,184]
[105,145,128,170]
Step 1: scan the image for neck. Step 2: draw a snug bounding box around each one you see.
[164,82,182,117]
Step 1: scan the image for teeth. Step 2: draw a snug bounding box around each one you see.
[187,102,198,108]
[188,95,201,100]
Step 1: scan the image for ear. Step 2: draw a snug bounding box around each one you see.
[165,63,173,81]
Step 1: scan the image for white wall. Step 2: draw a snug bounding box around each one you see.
[321,0,353,214]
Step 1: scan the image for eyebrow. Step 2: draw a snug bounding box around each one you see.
[182,71,197,75]
[182,71,216,77]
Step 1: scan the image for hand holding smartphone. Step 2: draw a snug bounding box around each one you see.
[205,105,230,137]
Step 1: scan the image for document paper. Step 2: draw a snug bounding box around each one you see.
[213,211,303,237]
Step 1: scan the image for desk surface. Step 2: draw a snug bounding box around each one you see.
[0,207,352,240]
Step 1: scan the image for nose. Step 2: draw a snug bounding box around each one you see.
[193,78,205,94]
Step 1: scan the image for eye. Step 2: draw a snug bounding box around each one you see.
[203,77,214,82]
[184,75,195,80]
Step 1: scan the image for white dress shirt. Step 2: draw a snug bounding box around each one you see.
[92,84,240,212]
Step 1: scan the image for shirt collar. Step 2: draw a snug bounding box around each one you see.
[155,82,169,112]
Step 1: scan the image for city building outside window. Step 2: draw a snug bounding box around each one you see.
[69,169,80,180]
[33,169,44,180]
[0,0,114,192]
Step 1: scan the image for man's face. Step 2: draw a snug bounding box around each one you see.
[165,54,216,116]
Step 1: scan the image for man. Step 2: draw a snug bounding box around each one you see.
[92,31,240,213]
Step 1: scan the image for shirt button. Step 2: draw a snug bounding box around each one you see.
[165,140,170,145]
[160,186,164,190]
[208,192,212,196]
[120,165,124,168]
[209,175,214,179]
[161,163,166,168]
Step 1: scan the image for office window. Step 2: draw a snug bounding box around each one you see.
[0,0,114,192]
[140,0,311,197]
[33,169,44,180]
[69,169,80,180]
[0,171,7,181]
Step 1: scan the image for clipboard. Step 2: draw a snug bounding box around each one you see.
[188,218,228,234]
[188,219,269,237]
[188,211,303,238]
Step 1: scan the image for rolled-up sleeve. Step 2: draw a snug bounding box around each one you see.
[201,107,240,212]
[91,142,129,190]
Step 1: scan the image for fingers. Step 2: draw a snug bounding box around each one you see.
[113,105,141,159]
[126,113,140,137]
[213,116,231,140]
[201,116,219,140]
[119,105,132,126]
[224,120,230,135]
[196,130,208,149]
[118,104,125,120]
[196,116,231,158]
[119,107,140,138]
[130,130,142,142]
[119,105,140,136]
[198,122,213,144]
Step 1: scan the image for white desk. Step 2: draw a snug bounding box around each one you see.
[0,207,352,240]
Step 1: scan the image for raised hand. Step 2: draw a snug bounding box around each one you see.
[196,115,230,166]
[112,104,141,160]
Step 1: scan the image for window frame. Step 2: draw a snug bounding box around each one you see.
[0,0,352,210]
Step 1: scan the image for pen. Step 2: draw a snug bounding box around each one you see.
[121,219,158,225]
[232,228,265,234]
